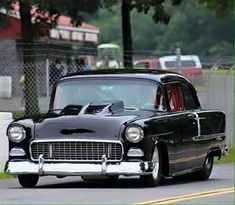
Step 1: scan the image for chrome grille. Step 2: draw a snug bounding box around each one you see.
[30,140,123,162]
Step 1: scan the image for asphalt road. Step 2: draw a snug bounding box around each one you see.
[0,163,233,204]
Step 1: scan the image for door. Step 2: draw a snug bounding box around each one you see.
[192,110,226,166]
[166,83,199,174]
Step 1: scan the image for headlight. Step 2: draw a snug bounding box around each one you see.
[7,125,26,143]
[125,126,144,143]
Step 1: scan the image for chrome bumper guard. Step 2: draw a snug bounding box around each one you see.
[222,145,229,156]
[5,155,153,176]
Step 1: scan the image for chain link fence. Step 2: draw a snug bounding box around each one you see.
[0,52,233,146]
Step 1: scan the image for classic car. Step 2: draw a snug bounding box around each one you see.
[134,56,203,84]
[5,69,227,188]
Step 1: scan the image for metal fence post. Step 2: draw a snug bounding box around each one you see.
[46,58,50,109]
[176,48,182,74]
[226,70,233,147]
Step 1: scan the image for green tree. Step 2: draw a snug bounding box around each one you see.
[99,0,232,67]
[90,0,232,58]
[156,0,233,56]
[120,0,179,68]
[197,0,233,18]
[0,0,101,116]
[90,0,181,68]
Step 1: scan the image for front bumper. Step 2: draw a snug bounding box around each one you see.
[5,156,153,176]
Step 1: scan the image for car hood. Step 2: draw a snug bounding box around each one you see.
[33,100,163,141]
[34,111,151,141]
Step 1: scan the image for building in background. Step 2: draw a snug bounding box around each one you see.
[0,7,100,62]
[0,8,99,98]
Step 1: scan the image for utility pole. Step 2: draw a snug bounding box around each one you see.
[176,48,182,74]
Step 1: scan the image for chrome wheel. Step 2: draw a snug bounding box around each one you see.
[152,147,160,179]
[140,145,162,187]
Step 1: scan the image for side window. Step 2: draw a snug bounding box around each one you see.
[181,83,198,110]
[155,88,166,111]
[166,84,184,112]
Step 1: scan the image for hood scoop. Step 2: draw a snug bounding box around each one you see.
[58,101,124,116]
[84,100,124,115]
[60,104,83,115]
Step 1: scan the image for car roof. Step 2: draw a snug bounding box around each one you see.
[159,55,199,61]
[60,69,190,84]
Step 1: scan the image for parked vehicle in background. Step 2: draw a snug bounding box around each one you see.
[5,69,227,188]
[134,59,160,69]
[96,43,122,69]
[134,55,203,84]
[160,55,203,84]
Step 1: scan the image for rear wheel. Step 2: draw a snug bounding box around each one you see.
[194,154,214,180]
[18,174,39,188]
[140,145,162,187]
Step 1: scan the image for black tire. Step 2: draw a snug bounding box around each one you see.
[18,174,39,188]
[194,154,214,180]
[140,145,162,187]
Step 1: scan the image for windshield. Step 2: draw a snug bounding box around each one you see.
[52,78,160,111]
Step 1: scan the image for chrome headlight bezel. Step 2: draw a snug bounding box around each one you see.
[7,125,26,143]
[125,125,144,143]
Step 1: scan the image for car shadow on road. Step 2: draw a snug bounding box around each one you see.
[34,175,223,189]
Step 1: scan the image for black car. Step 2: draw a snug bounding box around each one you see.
[5,69,227,188]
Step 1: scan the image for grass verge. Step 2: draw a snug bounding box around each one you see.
[0,172,15,180]
[203,69,235,75]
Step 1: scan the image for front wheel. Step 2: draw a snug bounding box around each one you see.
[194,154,214,180]
[140,145,162,187]
[18,174,39,188]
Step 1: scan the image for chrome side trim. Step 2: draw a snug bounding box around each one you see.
[192,133,225,142]
[193,112,201,137]
[148,110,225,120]
[195,110,226,115]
